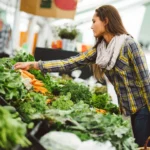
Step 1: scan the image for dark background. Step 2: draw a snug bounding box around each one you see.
[34,47,92,79]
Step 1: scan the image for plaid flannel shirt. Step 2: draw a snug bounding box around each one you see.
[39,37,150,116]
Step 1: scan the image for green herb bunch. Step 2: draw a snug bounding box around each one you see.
[60,81,92,104]
[51,92,74,110]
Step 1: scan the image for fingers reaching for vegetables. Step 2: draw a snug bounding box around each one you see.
[14,62,30,70]
[14,62,39,70]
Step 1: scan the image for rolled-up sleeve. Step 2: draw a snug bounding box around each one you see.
[38,48,97,73]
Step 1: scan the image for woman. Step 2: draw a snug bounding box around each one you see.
[14,5,150,147]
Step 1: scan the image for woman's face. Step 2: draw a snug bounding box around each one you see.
[91,12,106,38]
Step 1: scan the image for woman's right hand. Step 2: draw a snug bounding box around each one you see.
[14,62,39,70]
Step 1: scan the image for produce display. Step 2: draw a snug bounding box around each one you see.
[0,106,30,149]
[0,51,138,150]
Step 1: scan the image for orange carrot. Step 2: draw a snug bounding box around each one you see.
[21,72,30,78]
[21,70,35,79]
[33,81,44,86]
[33,86,48,94]
[96,109,106,114]
[30,79,37,84]
[46,99,52,104]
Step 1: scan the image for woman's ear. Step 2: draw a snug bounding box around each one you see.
[104,17,109,26]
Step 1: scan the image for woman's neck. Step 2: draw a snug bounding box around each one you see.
[103,33,114,44]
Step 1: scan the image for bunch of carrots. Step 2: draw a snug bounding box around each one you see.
[20,70,52,104]
[20,70,48,94]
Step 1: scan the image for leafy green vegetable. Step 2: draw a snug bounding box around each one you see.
[0,67,27,101]
[3,105,16,113]
[70,101,92,118]
[0,57,16,69]
[0,57,32,121]
[0,106,30,150]
[91,93,119,114]
[104,102,119,114]
[18,92,48,122]
[51,93,74,110]
[60,81,92,104]
[91,93,110,108]
[34,102,138,150]
[93,86,107,95]
[13,51,35,62]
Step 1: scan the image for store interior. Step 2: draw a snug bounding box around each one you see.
[0,0,150,150]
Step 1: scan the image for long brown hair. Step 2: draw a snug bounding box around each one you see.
[92,5,128,81]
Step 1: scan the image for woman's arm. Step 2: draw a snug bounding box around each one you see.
[39,48,97,73]
[14,48,97,72]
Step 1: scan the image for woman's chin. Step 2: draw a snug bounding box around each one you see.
[94,35,99,38]
[93,34,97,37]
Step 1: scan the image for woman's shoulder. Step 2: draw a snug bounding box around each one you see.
[123,36,141,53]
[124,36,136,46]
